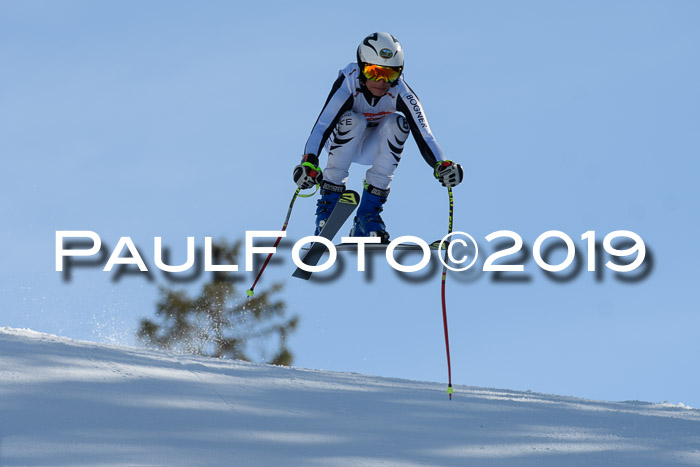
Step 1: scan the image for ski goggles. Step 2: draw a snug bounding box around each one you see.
[362,63,402,83]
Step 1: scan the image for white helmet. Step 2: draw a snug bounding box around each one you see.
[357,32,404,68]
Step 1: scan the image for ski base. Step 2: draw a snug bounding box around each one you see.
[292,190,360,280]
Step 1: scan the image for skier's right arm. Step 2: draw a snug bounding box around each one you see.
[304,72,354,158]
[293,71,354,188]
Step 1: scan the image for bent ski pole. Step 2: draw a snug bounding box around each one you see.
[441,186,454,398]
[247,187,303,297]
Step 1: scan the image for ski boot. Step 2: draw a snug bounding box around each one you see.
[315,181,346,235]
[349,183,390,243]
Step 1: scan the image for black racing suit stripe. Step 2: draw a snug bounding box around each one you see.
[317,96,353,157]
[397,85,439,168]
[307,74,354,157]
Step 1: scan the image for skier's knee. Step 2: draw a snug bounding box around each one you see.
[388,114,410,143]
[395,114,409,140]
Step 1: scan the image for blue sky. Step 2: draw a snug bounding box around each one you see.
[2,1,699,405]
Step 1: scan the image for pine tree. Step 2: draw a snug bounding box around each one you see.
[137,239,298,365]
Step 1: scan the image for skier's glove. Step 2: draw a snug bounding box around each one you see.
[434,160,463,188]
[293,154,323,189]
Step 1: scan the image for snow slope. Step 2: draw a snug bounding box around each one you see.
[1,328,698,466]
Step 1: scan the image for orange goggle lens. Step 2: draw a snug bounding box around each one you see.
[362,64,402,83]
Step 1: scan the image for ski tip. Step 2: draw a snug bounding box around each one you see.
[292,269,312,280]
[246,289,255,297]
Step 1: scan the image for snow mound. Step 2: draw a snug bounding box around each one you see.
[1,327,698,466]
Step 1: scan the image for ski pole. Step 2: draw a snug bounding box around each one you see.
[441,186,454,399]
[247,187,304,297]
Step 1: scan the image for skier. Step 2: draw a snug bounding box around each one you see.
[293,32,463,243]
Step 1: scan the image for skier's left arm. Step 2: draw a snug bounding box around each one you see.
[397,82,463,188]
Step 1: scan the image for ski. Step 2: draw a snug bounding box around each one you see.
[292,190,360,280]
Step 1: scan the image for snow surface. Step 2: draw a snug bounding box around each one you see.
[1,327,698,466]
